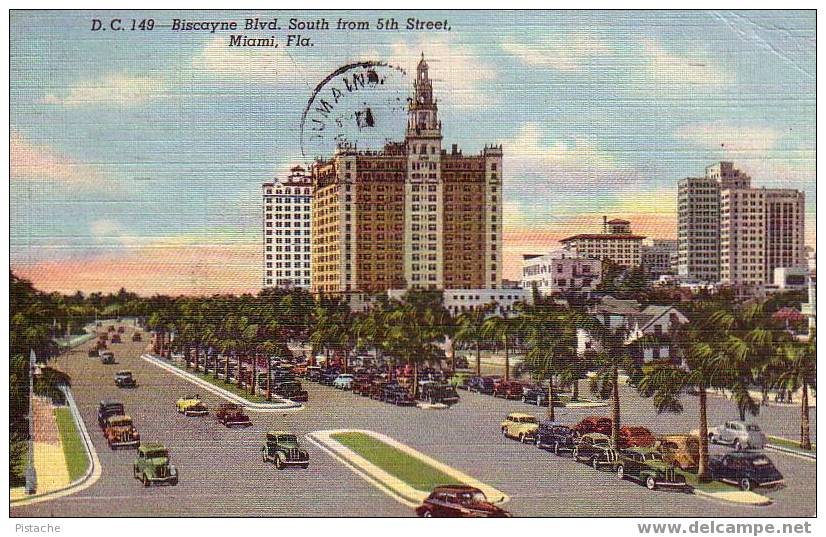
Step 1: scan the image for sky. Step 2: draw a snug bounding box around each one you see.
[10,10,816,295]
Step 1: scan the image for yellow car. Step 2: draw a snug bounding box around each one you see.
[175,394,208,416]
[501,412,539,443]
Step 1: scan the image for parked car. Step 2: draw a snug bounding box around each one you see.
[88,348,99,358]
[466,376,495,394]
[615,447,688,491]
[708,421,766,450]
[319,368,340,386]
[453,355,470,370]
[99,333,108,341]
[273,380,309,402]
[536,421,576,455]
[175,394,208,416]
[521,384,564,407]
[333,374,355,390]
[708,452,784,491]
[352,376,374,396]
[97,400,124,428]
[131,332,142,342]
[573,416,612,437]
[292,363,308,377]
[501,413,539,443]
[132,443,178,486]
[618,426,656,448]
[114,370,137,388]
[573,432,619,469]
[104,415,140,449]
[415,485,511,518]
[111,334,122,344]
[261,431,310,469]
[108,325,116,332]
[117,326,125,333]
[654,434,700,472]
[370,380,390,400]
[493,380,525,399]
[419,382,460,405]
[100,351,115,364]
[384,384,416,406]
[216,403,252,427]
[306,366,323,382]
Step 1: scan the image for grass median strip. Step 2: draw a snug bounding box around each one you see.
[54,407,88,481]
[330,432,463,492]
[768,436,816,452]
[167,361,267,403]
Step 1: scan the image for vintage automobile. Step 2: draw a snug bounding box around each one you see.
[216,403,252,427]
[466,376,496,395]
[708,421,767,450]
[618,426,656,448]
[615,447,688,490]
[708,452,784,491]
[370,380,390,400]
[306,366,323,382]
[97,401,124,431]
[175,394,209,416]
[319,368,341,386]
[536,421,576,455]
[100,350,115,364]
[117,326,125,333]
[114,370,137,388]
[501,413,539,443]
[292,363,308,377]
[98,333,108,341]
[273,380,309,402]
[573,432,620,469]
[104,415,140,449]
[453,355,470,370]
[96,340,108,351]
[654,434,700,472]
[131,332,142,342]
[573,416,613,437]
[521,384,564,407]
[333,374,355,390]
[88,348,99,358]
[352,376,374,396]
[261,431,310,469]
[384,384,416,406]
[111,334,122,344]
[107,325,116,332]
[492,380,525,399]
[133,443,178,486]
[415,485,511,518]
[419,382,460,405]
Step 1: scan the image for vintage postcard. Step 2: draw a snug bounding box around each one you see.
[8,7,817,527]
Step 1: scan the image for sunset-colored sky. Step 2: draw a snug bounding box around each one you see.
[10,10,816,296]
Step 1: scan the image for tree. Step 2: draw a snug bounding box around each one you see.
[482,314,515,381]
[455,305,491,376]
[769,334,816,450]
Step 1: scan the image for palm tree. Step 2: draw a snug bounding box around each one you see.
[482,313,514,381]
[455,306,491,376]
[769,334,816,450]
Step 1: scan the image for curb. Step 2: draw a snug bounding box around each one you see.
[11,386,102,507]
[691,487,773,507]
[766,443,817,461]
[565,400,609,408]
[141,354,303,412]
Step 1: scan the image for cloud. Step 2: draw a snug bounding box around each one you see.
[505,123,616,171]
[10,132,110,188]
[675,121,782,152]
[40,73,166,106]
[502,35,612,71]
[632,39,728,94]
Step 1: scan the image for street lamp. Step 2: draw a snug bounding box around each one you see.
[25,349,37,495]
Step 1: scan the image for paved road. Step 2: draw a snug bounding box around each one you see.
[12,327,816,517]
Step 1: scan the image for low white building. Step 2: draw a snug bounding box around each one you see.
[521,250,602,295]
[772,266,810,291]
[387,288,534,317]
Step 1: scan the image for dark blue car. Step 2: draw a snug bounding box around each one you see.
[536,421,576,455]
[319,368,340,386]
[466,376,495,395]
[708,452,784,491]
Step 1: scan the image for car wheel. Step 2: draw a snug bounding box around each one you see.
[573,448,580,461]
[616,465,625,479]
[592,457,600,470]
[519,433,526,444]
[646,476,657,491]
[170,477,178,486]
[537,396,542,406]
[708,433,715,444]
[739,478,752,491]
[734,440,743,451]
[274,455,283,470]
[501,427,508,437]
[420,509,433,518]
[553,442,560,455]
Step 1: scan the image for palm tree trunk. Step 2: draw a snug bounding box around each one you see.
[251,352,258,396]
[504,337,510,381]
[266,355,272,401]
[611,364,620,447]
[224,353,230,384]
[572,378,579,401]
[698,387,711,482]
[237,353,244,389]
[475,341,481,376]
[547,375,555,421]
[193,345,200,372]
[413,360,419,398]
[800,382,811,450]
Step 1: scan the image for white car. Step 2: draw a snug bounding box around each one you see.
[708,421,766,450]
[332,374,354,390]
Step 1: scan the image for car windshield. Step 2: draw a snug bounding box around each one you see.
[277,435,298,446]
[146,450,168,459]
[456,491,487,504]
[746,425,762,432]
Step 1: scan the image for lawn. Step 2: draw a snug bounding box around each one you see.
[767,435,816,452]
[54,407,88,482]
[676,470,740,494]
[330,432,463,492]
[167,361,267,403]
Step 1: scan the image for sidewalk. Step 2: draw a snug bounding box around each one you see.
[10,397,70,501]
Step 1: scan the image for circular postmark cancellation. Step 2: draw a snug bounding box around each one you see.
[300,61,409,161]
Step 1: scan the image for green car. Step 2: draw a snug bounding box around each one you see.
[132,443,178,486]
[261,431,309,469]
[615,447,688,491]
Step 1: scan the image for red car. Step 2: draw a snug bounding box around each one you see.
[415,486,511,518]
[215,403,252,427]
[618,426,656,448]
[493,380,524,399]
[573,416,613,437]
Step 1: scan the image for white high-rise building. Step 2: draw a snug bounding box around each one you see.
[262,166,313,289]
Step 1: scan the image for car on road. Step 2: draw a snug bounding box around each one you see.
[98,333,108,341]
[370,380,390,400]
[615,447,688,491]
[352,376,374,396]
[573,432,619,469]
[117,326,125,333]
[654,435,700,472]
[131,332,142,342]
[573,416,612,438]
[306,366,323,382]
[466,376,495,395]
[104,415,140,449]
[261,431,310,469]
[708,452,784,491]
[114,370,137,388]
[333,374,355,390]
[133,443,178,486]
[618,426,656,448]
[273,380,309,402]
[100,351,115,364]
[88,348,99,358]
[521,384,563,407]
[419,381,460,405]
[319,368,341,386]
[384,384,416,406]
[501,413,539,443]
[536,421,576,455]
[493,380,525,399]
[708,421,766,450]
[97,400,125,428]
[415,485,511,518]
[111,334,122,344]
[216,403,252,427]
[175,394,209,416]
[107,325,116,332]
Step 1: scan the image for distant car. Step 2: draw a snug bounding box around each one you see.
[654,434,700,472]
[100,351,115,364]
[708,421,766,450]
[615,448,688,491]
[493,380,525,399]
[333,374,355,390]
[453,355,470,370]
[131,332,142,342]
[536,421,576,455]
[370,380,389,401]
[108,325,116,332]
[99,333,108,341]
[261,431,309,469]
[273,381,309,402]
[215,403,252,427]
[501,413,539,443]
[618,426,656,448]
[419,382,460,405]
[384,384,416,406]
[352,376,374,396]
[466,376,495,394]
[88,348,99,358]
[306,366,322,382]
[708,452,784,491]
[111,334,122,344]
[117,326,125,333]
[114,370,137,388]
[104,415,140,449]
[521,384,563,407]
[175,394,208,416]
[573,432,619,469]
[415,485,511,518]
[573,416,612,437]
[98,400,125,428]
[319,369,340,386]
[133,443,178,486]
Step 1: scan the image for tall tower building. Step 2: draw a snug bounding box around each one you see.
[262,166,313,289]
